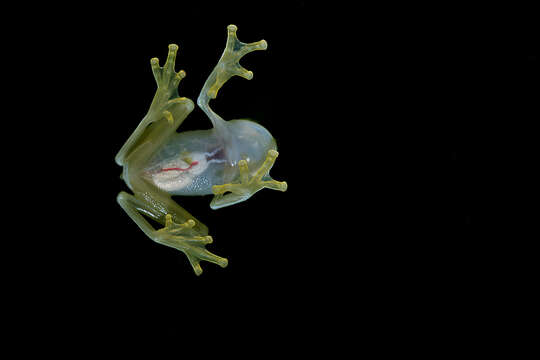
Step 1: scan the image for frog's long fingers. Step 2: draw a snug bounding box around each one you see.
[185,247,228,276]
[163,44,186,89]
[253,150,279,182]
[238,160,250,184]
[199,24,267,103]
[183,235,214,246]
[226,25,267,57]
[163,44,178,75]
[260,180,288,192]
[225,26,267,82]
[217,25,267,86]
[238,39,268,57]
[150,44,186,90]
[193,248,228,268]
[212,183,241,195]
[210,149,286,209]
[171,69,186,90]
[168,221,198,236]
[150,57,161,83]
[232,66,253,81]
[165,214,195,229]
[186,253,203,276]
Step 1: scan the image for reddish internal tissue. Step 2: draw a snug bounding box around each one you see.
[157,161,199,173]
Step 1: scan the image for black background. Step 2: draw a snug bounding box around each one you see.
[4,1,537,355]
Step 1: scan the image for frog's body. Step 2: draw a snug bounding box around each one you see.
[116,25,286,275]
[143,119,276,197]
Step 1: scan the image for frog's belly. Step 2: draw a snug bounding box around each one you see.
[151,170,213,195]
[147,149,226,196]
[147,119,276,196]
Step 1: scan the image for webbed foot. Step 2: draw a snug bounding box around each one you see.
[211,150,287,209]
[153,214,228,275]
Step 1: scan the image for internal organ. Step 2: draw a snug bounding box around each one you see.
[158,161,199,173]
[149,148,226,193]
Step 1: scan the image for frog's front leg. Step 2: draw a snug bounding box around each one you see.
[210,150,288,209]
[117,191,228,275]
[115,44,191,167]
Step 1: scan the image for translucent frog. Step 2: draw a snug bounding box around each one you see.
[115,25,287,275]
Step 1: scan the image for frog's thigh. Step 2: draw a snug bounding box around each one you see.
[117,191,161,238]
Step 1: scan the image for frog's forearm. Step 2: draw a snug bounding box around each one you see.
[115,113,153,166]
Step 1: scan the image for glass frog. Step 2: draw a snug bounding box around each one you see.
[115,25,287,275]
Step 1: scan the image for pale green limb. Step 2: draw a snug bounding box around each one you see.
[115,44,192,166]
[117,192,227,276]
[210,150,288,209]
[155,214,228,276]
[197,24,267,131]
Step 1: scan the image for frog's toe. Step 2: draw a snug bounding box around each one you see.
[210,191,252,210]
[211,183,242,196]
[261,180,288,192]
[186,249,228,276]
[186,254,204,276]
[161,214,196,235]
[253,150,287,192]
[164,44,179,74]
[155,214,227,275]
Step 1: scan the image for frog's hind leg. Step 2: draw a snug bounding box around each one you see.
[117,190,228,275]
[210,149,288,209]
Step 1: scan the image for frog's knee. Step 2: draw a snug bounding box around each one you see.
[117,191,130,205]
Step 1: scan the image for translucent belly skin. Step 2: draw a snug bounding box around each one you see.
[145,119,277,196]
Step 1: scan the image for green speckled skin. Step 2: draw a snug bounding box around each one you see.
[115,25,287,275]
